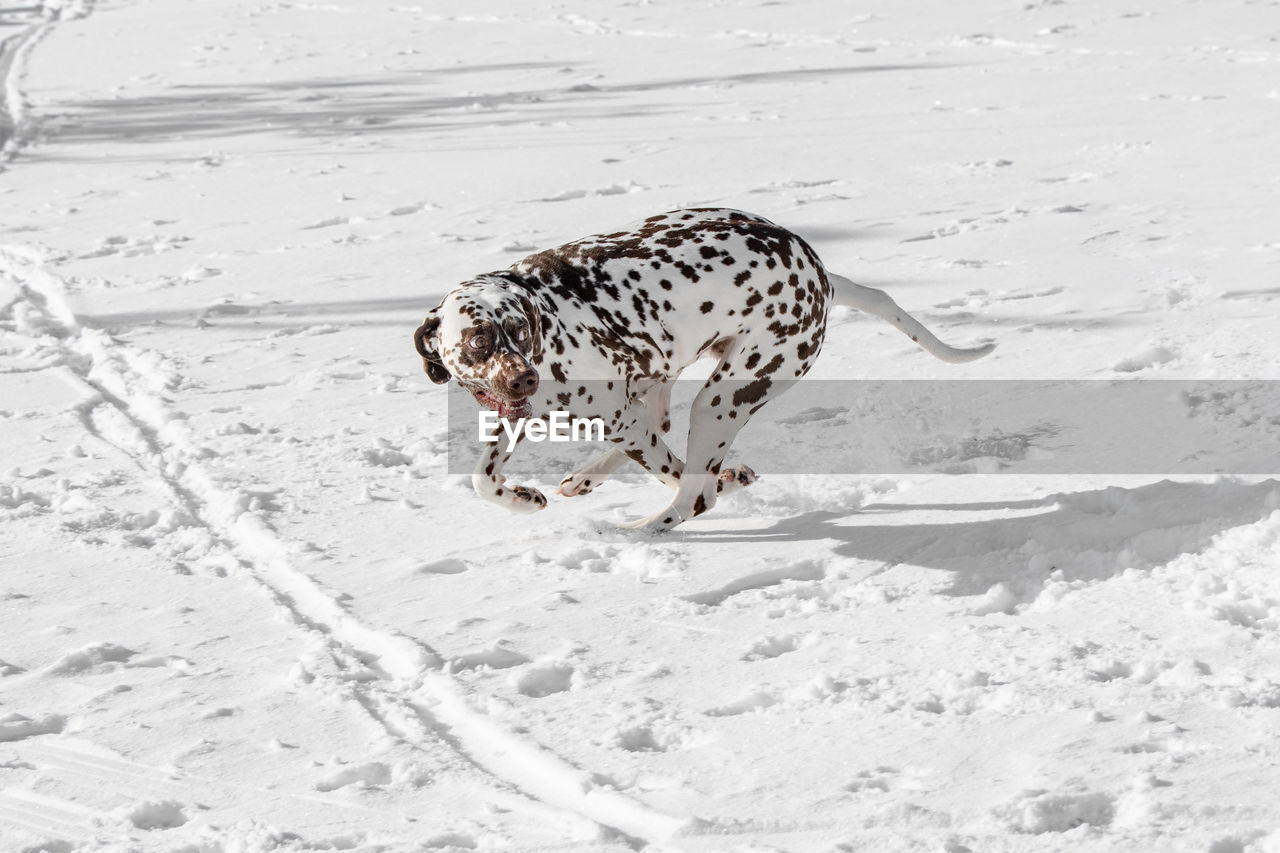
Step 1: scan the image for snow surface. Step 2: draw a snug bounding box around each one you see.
[2,0,1280,850]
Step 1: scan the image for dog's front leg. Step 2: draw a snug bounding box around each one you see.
[558,381,673,498]
[471,435,547,514]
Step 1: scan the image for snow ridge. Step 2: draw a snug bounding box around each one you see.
[0,246,692,848]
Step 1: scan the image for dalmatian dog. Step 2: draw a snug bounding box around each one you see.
[414,208,994,532]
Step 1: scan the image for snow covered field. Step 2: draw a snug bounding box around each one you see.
[3,0,1280,850]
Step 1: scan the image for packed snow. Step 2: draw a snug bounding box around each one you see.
[2,0,1280,850]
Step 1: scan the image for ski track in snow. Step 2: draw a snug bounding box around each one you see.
[0,1,93,159]
[0,246,691,848]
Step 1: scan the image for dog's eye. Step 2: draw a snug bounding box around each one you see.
[514,327,530,343]
[469,335,491,350]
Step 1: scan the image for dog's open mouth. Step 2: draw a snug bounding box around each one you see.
[471,388,532,419]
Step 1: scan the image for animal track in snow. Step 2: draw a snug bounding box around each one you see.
[615,726,664,753]
[79,234,190,259]
[1221,286,1280,302]
[1112,345,1178,373]
[513,662,575,698]
[933,286,1064,309]
[748,177,842,194]
[900,207,1031,243]
[422,832,479,850]
[1040,172,1101,184]
[614,719,709,753]
[44,642,138,675]
[554,545,613,573]
[418,557,469,575]
[902,204,1082,244]
[0,713,67,743]
[387,201,436,217]
[845,766,899,793]
[0,659,25,676]
[916,159,1013,181]
[448,644,530,672]
[0,481,50,514]
[742,634,801,661]
[301,216,355,230]
[549,541,685,580]
[994,788,1116,834]
[361,441,414,467]
[533,181,647,203]
[122,799,188,830]
[683,560,826,607]
[314,762,392,792]
[705,689,779,717]
[1086,660,1133,682]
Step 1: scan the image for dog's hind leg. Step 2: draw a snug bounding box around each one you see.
[627,343,795,532]
[557,381,674,497]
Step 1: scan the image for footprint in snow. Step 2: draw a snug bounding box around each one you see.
[423,833,479,850]
[448,644,529,672]
[845,766,899,793]
[616,725,666,753]
[362,443,414,467]
[705,689,778,717]
[122,799,189,830]
[512,662,575,698]
[418,557,469,575]
[387,202,436,216]
[314,762,392,792]
[45,642,138,675]
[555,546,613,573]
[301,216,352,230]
[742,634,800,661]
[614,719,709,753]
[1221,286,1280,301]
[533,181,647,203]
[0,713,68,743]
[993,789,1116,834]
[1112,345,1178,373]
[747,178,841,194]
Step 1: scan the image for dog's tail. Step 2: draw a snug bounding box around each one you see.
[828,273,995,364]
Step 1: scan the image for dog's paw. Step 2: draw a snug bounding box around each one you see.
[556,473,597,498]
[621,507,684,533]
[508,485,548,513]
[716,464,758,495]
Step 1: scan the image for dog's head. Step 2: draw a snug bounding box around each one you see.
[413,276,542,419]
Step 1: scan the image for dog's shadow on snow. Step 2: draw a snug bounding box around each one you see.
[686,479,1280,606]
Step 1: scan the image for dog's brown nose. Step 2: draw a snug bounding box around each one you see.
[510,369,539,397]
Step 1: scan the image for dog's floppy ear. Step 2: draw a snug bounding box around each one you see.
[413,311,451,384]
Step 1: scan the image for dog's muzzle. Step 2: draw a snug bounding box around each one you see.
[467,367,538,419]
[472,389,533,420]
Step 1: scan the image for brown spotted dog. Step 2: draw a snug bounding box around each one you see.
[414,208,994,532]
